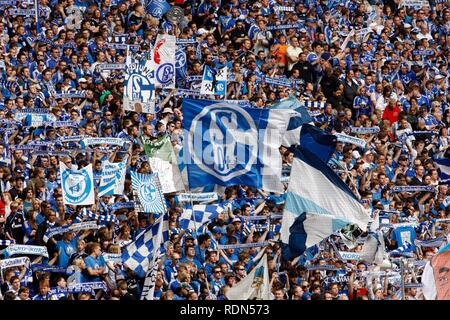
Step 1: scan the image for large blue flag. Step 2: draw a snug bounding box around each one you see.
[299,123,337,163]
[272,96,314,147]
[182,99,290,192]
[280,145,370,260]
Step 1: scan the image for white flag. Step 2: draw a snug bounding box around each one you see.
[151,34,176,89]
[225,254,273,300]
[60,163,95,206]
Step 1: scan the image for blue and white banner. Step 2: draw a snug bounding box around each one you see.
[32,265,69,274]
[80,137,127,148]
[174,89,203,97]
[304,101,326,109]
[335,133,366,149]
[122,213,164,278]
[218,241,269,250]
[391,185,434,193]
[0,257,30,270]
[102,253,123,264]
[349,126,380,134]
[176,38,197,45]
[124,51,155,113]
[44,121,78,128]
[412,50,434,56]
[179,204,224,231]
[200,66,227,95]
[177,192,218,203]
[54,91,86,99]
[280,145,370,260]
[131,172,165,214]
[43,221,98,243]
[1,245,48,258]
[108,202,135,211]
[23,113,57,127]
[60,163,95,206]
[181,99,290,193]
[106,43,139,50]
[175,48,188,82]
[96,63,126,72]
[146,0,171,18]
[151,34,176,89]
[98,160,126,197]
[0,240,15,246]
[67,282,108,292]
[414,237,446,248]
[264,77,293,88]
[339,251,361,261]
[266,23,303,31]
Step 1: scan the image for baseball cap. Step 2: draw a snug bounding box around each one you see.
[78,78,87,83]
[232,217,242,223]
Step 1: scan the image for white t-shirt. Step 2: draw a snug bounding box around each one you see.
[286,46,303,71]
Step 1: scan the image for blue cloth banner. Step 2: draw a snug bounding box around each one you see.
[131,171,165,214]
[181,99,290,193]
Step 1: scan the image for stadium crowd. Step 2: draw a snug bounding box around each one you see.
[0,0,449,300]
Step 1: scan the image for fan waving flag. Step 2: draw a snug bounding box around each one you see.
[122,213,165,279]
[179,204,224,231]
[131,172,165,214]
[182,98,290,193]
[280,143,370,260]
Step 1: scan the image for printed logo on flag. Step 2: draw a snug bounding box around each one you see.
[187,102,257,181]
[152,35,176,89]
[131,172,165,214]
[175,50,186,69]
[61,164,95,205]
[124,51,155,113]
[200,66,227,95]
[156,63,175,85]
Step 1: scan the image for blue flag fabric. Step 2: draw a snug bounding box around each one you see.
[179,204,224,231]
[280,145,370,260]
[299,123,337,163]
[145,0,170,18]
[122,213,165,278]
[181,99,289,192]
[271,95,313,121]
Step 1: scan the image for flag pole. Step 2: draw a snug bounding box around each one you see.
[34,0,41,34]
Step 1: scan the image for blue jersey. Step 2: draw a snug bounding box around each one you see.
[56,236,79,269]
[84,255,106,282]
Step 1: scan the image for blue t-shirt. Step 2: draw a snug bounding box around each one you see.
[56,236,79,269]
[84,255,106,282]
